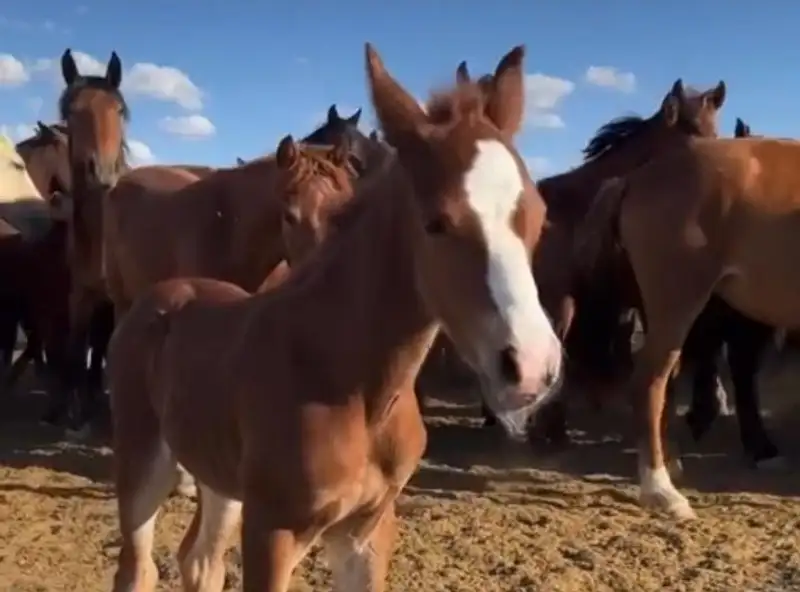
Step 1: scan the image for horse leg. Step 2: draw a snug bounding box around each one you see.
[81,301,115,431]
[240,497,316,591]
[682,303,727,442]
[724,316,779,466]
[0,303,20,392]
[323,503,397,592]
[177,483,241,592]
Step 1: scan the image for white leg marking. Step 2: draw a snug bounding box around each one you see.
[123,442,176,557]
[325,535,377,592]
[638,460,695,519]
[180,484,242,592]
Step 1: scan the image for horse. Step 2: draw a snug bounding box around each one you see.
[107,43,562,591]
[457,62,727,440]
[56,48,128,431]
[576,127,800,519]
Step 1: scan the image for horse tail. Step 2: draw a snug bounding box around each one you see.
[573,176,628,279]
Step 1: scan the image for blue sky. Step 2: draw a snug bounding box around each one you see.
[0,2,795,175]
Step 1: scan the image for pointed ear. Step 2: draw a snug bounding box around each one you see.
[456,61,471,85]
[670,78,685,100]
[706,80,726,109]
[484,45,526,137]
[364,43,427,149]
[105,51,122,89]
[734,118,750,138]
[368,130,378,141]
[61,49,79,86]
[275,135,299,170]
[236,157,245,166]
[327,105,339,124]
[347,108,362,126]
[661,95,679,127]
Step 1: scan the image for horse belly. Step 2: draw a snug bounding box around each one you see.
[718,234,800,329]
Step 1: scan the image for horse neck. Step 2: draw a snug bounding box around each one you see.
[540,122,676,225]
[203,159,286,290]
[253,166,438,422]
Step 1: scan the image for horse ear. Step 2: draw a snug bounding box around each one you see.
[276,135,299,170]
[705,80,726,110]
[368,130,379,141]
[456,61,471,85]
[364,43,427,150]
[734,118,750,138]
[106,51,122,89]
[670,78,685,100]
[61,49,79,86]
[327,105,340,124]
[36,121,50,135]
[347,108,362,126]
[484,45,526,137]
[236,157,245,166]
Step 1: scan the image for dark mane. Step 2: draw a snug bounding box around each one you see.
[16,123,68,149]
[58,75,130,123]
[582,115,649,161]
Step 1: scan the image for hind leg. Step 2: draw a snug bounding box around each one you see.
[725,319,779,465]
[323,503,397,592]
[113,440,180,592]
[177,484,241,592]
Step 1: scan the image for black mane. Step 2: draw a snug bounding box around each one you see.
[582,115,648,161]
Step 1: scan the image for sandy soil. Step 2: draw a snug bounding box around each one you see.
[1,356,799,592]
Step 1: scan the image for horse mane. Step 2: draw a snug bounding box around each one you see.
[284,144,357,196]
[425,82,486,126]
[17,123,68,149]
[582,115,651,161]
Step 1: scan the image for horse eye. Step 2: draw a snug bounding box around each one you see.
[425,217,447,235]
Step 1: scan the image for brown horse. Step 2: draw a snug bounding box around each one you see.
[56,48,128,427]
[576,131,800,519]
[108,43,562,591]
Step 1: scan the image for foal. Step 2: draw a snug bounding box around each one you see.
[109,43,562,591]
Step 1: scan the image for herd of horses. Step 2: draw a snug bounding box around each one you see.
[0,42,799,590]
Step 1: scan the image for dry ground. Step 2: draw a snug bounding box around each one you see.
[1,355,799,592]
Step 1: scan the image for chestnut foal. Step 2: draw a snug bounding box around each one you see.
[108,43,562,591]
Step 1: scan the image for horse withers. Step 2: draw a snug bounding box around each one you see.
[108,43,562,591]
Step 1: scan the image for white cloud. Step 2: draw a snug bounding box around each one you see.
[525,156,551,176]
[527,113,565,129]
[126,63,204,110]
[0,123,35,141]
[31,52,205,111]
[158,115,216,139]
[127,139,155,165]
[0,54,29,86]
[524,73,574,130]
[585,66,636,93]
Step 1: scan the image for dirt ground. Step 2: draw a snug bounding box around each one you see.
[1,355,800,592]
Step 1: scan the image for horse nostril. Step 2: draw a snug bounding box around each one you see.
[498,346,521,385]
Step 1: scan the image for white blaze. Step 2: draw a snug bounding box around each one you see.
[462,139,555,352]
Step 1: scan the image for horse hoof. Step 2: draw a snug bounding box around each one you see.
[754,456,788,471]
[640,490,696,520]
[64,424,92,442]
